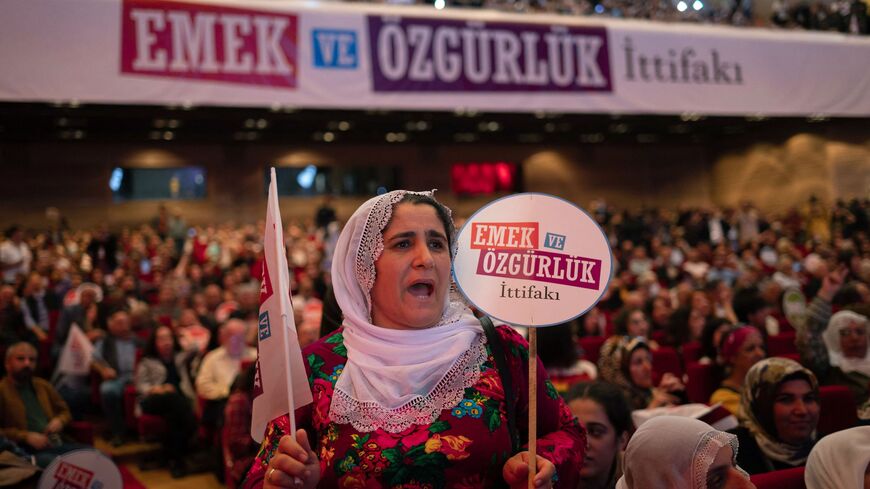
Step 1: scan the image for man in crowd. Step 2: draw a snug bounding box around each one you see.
[92,309,138,446]
[0,227,31,285]
[195,319,256,431]
[0,342,85,467]
[0,285,32,364]
[20,273,57,345]
[53,283,104,358]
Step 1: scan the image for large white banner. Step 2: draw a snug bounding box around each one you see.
[1,0,869,116]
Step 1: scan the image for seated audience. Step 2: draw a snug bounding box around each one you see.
[613,307,657,345]
[195,319,256,430]
[710,326,766,415]
[599,337,684,410]
[732,357,820,475]
[19,272,56,345]
[616,415,755,489]
[804,425,870,489]
[538,322,597,394]
[0,433,40,485]
[567,382,632,489]
[53,283,104,358]
[135,325,197,478]
[797,272,870,418]
[732,287,773,338]
[646,296,673,335]
[668,289,714,346]
[0,286,33,357]
[0,227,31,286]
[699,317,737,365]
[92,309,139,446]
[0,342,86,468]
[223,363,259,487]
[176,307,211,354]
[0,192,866,482]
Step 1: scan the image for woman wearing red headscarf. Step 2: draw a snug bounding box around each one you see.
[709,326,766,415]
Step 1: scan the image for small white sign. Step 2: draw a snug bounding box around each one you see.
[782,288,807,329]
[453,193,612,327]
[38,449,122,489]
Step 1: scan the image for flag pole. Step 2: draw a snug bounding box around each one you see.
[271,167,298,437]
[283,314,298,436]
[528,327,537,489]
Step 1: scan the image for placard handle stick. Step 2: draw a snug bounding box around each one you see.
[528,327,537,489]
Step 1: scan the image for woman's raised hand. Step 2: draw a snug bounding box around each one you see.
[263,429,320,489]
[502,451,555,489]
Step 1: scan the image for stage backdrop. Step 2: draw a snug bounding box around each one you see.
[1,0,869,116]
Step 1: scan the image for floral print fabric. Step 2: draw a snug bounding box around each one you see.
[246,325,585,488]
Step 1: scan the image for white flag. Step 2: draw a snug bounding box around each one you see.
[55,323,94,376]
[251,168,314,443]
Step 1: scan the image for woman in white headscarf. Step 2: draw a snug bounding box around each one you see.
[616,416,755,489]
[796,270,870,419]
[805,426,870,489]
[819,311,870,414]
[246,190,586,489]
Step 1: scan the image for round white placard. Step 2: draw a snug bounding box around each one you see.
[453,193,612,327]
[38,448,122,489]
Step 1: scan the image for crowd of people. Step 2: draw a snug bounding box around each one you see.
[0,210,334,482]
[366,0,870,34]
[0,193,866,487]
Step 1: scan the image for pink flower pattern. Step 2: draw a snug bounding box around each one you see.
[246,327,585,488]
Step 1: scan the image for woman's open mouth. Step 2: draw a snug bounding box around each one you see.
[408,280,435,298]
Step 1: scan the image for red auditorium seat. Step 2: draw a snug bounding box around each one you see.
[686,362,718,404]
[750,466,805,489]
[122,349,170,440]
[817,385,859,436]
[650,330,667,346]
[767,331,797,357]
[123,384,168,440]
[577,336,605,365]
[681,341,702,365]
[68,420,95,445]
[652,346,682,377]
[776,352,802,364]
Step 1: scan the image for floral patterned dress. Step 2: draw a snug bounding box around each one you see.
[246,325,586,488]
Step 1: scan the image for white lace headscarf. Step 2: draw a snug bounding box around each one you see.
[616,416,747,489]
[805,426,870,489]
[329,190,485,433]
[822,310,870,377]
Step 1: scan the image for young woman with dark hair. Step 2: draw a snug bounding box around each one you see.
[135,325,197,478]
[567,382,633,489]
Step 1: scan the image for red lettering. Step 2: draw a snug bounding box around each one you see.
[121,0,297,88]
[470,222,538,250]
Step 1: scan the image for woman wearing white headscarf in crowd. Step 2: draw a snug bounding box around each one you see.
[796,267,870,419]
[245,190,586,489]
[616,416,755,489]
[805,426,870,489]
